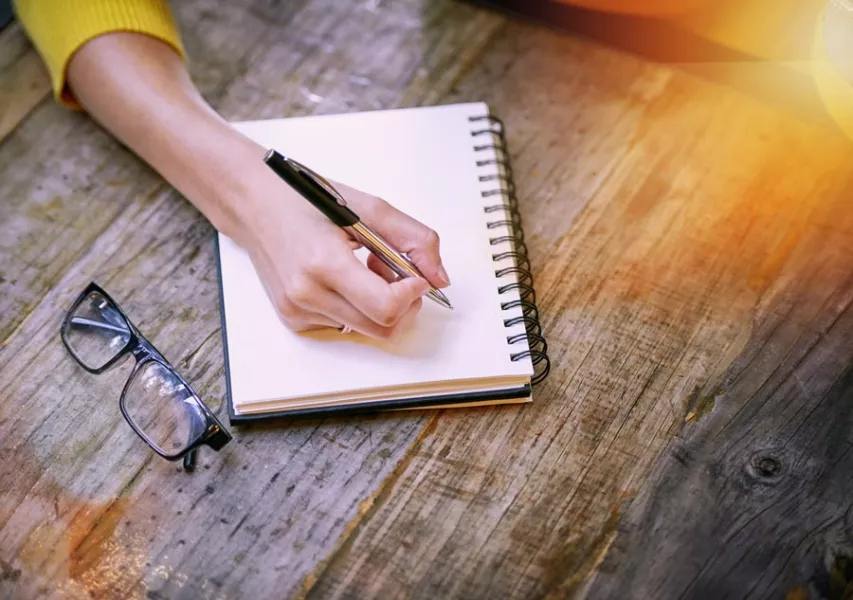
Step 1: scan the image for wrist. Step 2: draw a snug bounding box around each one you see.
[192,127,274,248]
[145,107,269,244]
[64,32,278,248]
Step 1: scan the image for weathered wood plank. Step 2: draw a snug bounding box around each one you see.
[215,0,505,120]
[585,209,853,598]
[0,107,163,347]
[0,23,50,145]
[304,19,853,599]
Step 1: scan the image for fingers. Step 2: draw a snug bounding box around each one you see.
[277,287,420,339]
[263,238,428,338]
[402,226,450,288]
[306,286,424,340]
[367,254,397,283]
[325,252,429,328]
[272,295,340,331]
[350,195,450,289]
[275,251,427,338]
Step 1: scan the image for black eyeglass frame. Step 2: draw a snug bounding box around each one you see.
[60,282,232,470]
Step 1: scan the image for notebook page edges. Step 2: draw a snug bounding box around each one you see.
[233,376,531,414]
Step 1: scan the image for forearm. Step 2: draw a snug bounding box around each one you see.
[60,31,447,338]
[66,32,260,243]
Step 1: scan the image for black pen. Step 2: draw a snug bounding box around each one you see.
[263,149,452,310]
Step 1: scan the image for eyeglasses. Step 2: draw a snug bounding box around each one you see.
[61,282,232,471]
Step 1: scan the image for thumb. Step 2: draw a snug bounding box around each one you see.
[393,275,429,299]
[389,276,430,311]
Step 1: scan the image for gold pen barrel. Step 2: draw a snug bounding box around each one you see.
[346,222,452,309]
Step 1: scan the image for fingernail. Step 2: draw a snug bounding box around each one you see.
[437,264,451,286]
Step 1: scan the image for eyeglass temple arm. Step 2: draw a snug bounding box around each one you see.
[69,316,129,335]
[183,450,197,471]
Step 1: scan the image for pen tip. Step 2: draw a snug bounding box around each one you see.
[427,288,453,310]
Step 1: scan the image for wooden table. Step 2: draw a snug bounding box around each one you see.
[2,1,852,598]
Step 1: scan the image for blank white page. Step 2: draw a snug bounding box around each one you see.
[219,103,533,409]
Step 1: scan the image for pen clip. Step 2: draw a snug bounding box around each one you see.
[284,157,348,206]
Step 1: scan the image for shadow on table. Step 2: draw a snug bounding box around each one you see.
[463,0,835,126]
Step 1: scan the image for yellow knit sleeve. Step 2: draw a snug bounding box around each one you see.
[12,0,185,109]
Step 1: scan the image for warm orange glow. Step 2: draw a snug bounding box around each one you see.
[560,0,853,142]
[822,0,853,81]
[551,0,713,16]
[814,4,853,140]
[675,0,824,66]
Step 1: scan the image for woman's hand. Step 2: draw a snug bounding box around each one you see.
[230,143,450,339]
[66,32,449,340]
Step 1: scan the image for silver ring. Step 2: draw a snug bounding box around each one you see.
[338,324,352,334]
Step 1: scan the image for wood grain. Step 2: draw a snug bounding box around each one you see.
[0,23,50,145]
[1,0,852,599]
[586,221,853,598]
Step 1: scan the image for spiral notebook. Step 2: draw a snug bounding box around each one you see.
[217,103,550,422]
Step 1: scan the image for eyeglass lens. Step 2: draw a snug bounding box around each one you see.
[124,361,210,456]
[64,290,132,370]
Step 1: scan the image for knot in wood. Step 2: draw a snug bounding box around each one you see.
[747,452,785,483]
[754,456,780,477]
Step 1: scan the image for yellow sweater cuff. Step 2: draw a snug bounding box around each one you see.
[13,0,185,109]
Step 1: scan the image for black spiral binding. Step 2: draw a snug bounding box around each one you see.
[469,114,551,385]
